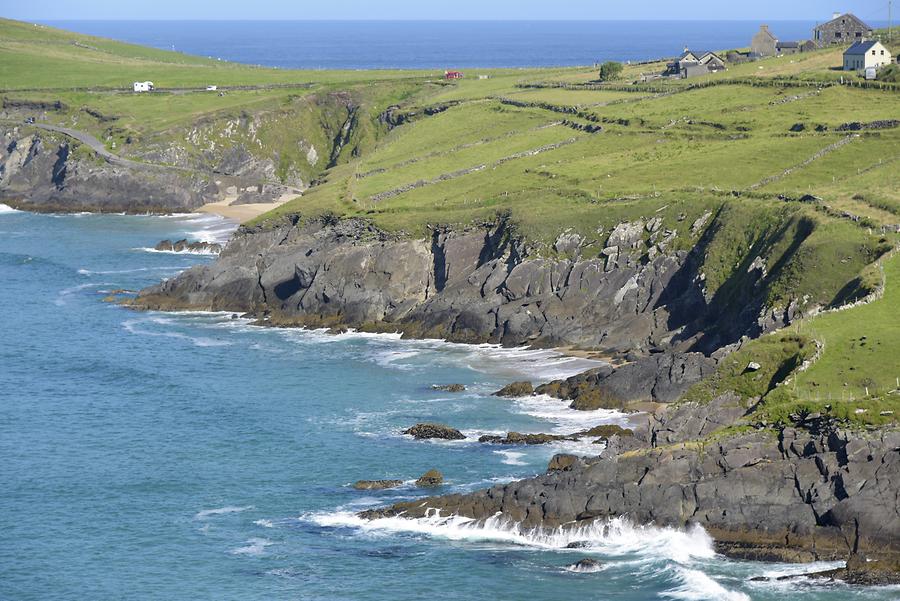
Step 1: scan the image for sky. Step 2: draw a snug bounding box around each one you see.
[1,0,894,21]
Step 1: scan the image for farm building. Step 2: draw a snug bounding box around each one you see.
[444,71,463,80]
[133,81,154,92]
[664,49,726,78]
[814,13,873,46]
[751,25,816,58]
[751,25,779,57]
[843,41,893,71]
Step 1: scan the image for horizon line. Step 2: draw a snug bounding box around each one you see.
[32,18,850,23]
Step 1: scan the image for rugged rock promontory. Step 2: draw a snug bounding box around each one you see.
[128,214,812,353]
[362,398,900,576]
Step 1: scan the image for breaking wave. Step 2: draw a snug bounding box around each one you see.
[305,511,715,563]
[663,567,750,601]
[133,246,220,256]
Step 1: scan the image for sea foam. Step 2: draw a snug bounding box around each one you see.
[306,511,716,563]
[195,505,254,519]
[663,567,750,601]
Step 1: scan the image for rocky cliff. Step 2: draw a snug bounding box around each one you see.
[362,395,900,580]
[0,91,370,213]
[0,127,215,213]
[129,212,821,354]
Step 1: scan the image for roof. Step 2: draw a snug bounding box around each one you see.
[755,26,778,41]
[777,41,801,49]
[844,41,881,55]
[816,12,872,31]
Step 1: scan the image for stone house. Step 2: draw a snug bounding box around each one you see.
[664,49,726,78]
[843,41,893,71]
[776,41,804,55]
[814,13,873,46]
[752,25,779,57]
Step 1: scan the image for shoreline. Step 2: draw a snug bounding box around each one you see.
[196,192,298,223]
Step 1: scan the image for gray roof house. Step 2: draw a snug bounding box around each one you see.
[664,49,726,78]
[843,40,893,71]
[814,13,873,47]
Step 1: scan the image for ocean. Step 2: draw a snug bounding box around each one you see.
[40,20,857,69]
[2,208,898,600]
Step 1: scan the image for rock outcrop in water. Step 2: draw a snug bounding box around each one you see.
[128,215,898,578]
[403,423,466,441]
[154,239,224,254]
[362,397,900,576]
[129,215,801,354]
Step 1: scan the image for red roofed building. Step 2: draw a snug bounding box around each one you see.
[444,70,464,80]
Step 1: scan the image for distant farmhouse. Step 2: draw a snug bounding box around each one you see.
[843,41,893,71]
[751,25,778,57]
[664,49,726,78]
[750,25,816,58]
[133,81,154,93]
[814,13,873,46]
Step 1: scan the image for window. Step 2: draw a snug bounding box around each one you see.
[856,32,863,38]
[835,32,842,39]
[872,50,876,56]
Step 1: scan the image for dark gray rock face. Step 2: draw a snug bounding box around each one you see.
[131,216,779,352]
[537,352,718,405]
[403,423,466,441]
[362,424,900,566]
[0,129,210,213]
[0,127,298,214]
[154,239,224,254]
[478,432,577,445]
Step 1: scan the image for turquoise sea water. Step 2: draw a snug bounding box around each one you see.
[2,207,898,600]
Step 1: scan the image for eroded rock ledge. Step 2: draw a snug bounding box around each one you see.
[361,395,900,575]
[129,215,795,352]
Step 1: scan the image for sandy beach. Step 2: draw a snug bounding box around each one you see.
[197,192,297,223]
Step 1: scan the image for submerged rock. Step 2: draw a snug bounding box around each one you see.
[415,469,443,487]
[567,558,603,573]
[403,423,466,441]
[432,384,466,393]
[353,480,403,491]
[493,381,534,398]
[478,432,575,445]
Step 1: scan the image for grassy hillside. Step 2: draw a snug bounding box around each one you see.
[3,18,899,427]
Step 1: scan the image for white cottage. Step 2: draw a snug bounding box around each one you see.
[133,81,155,92]
[843,41,892,71]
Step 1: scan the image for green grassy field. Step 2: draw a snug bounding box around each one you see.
[3,18,899,428]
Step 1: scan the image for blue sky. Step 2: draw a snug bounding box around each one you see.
[3,0,893,21]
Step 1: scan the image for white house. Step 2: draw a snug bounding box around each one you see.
[843,41,892,71]
[133,81,154,92]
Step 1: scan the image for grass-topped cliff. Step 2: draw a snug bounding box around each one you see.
[3,18,899,428]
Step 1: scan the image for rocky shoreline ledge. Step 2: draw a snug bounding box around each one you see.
[124,214,900,584]
[363,395,900,584]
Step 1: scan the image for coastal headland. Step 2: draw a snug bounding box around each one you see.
[3,17,899,585]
